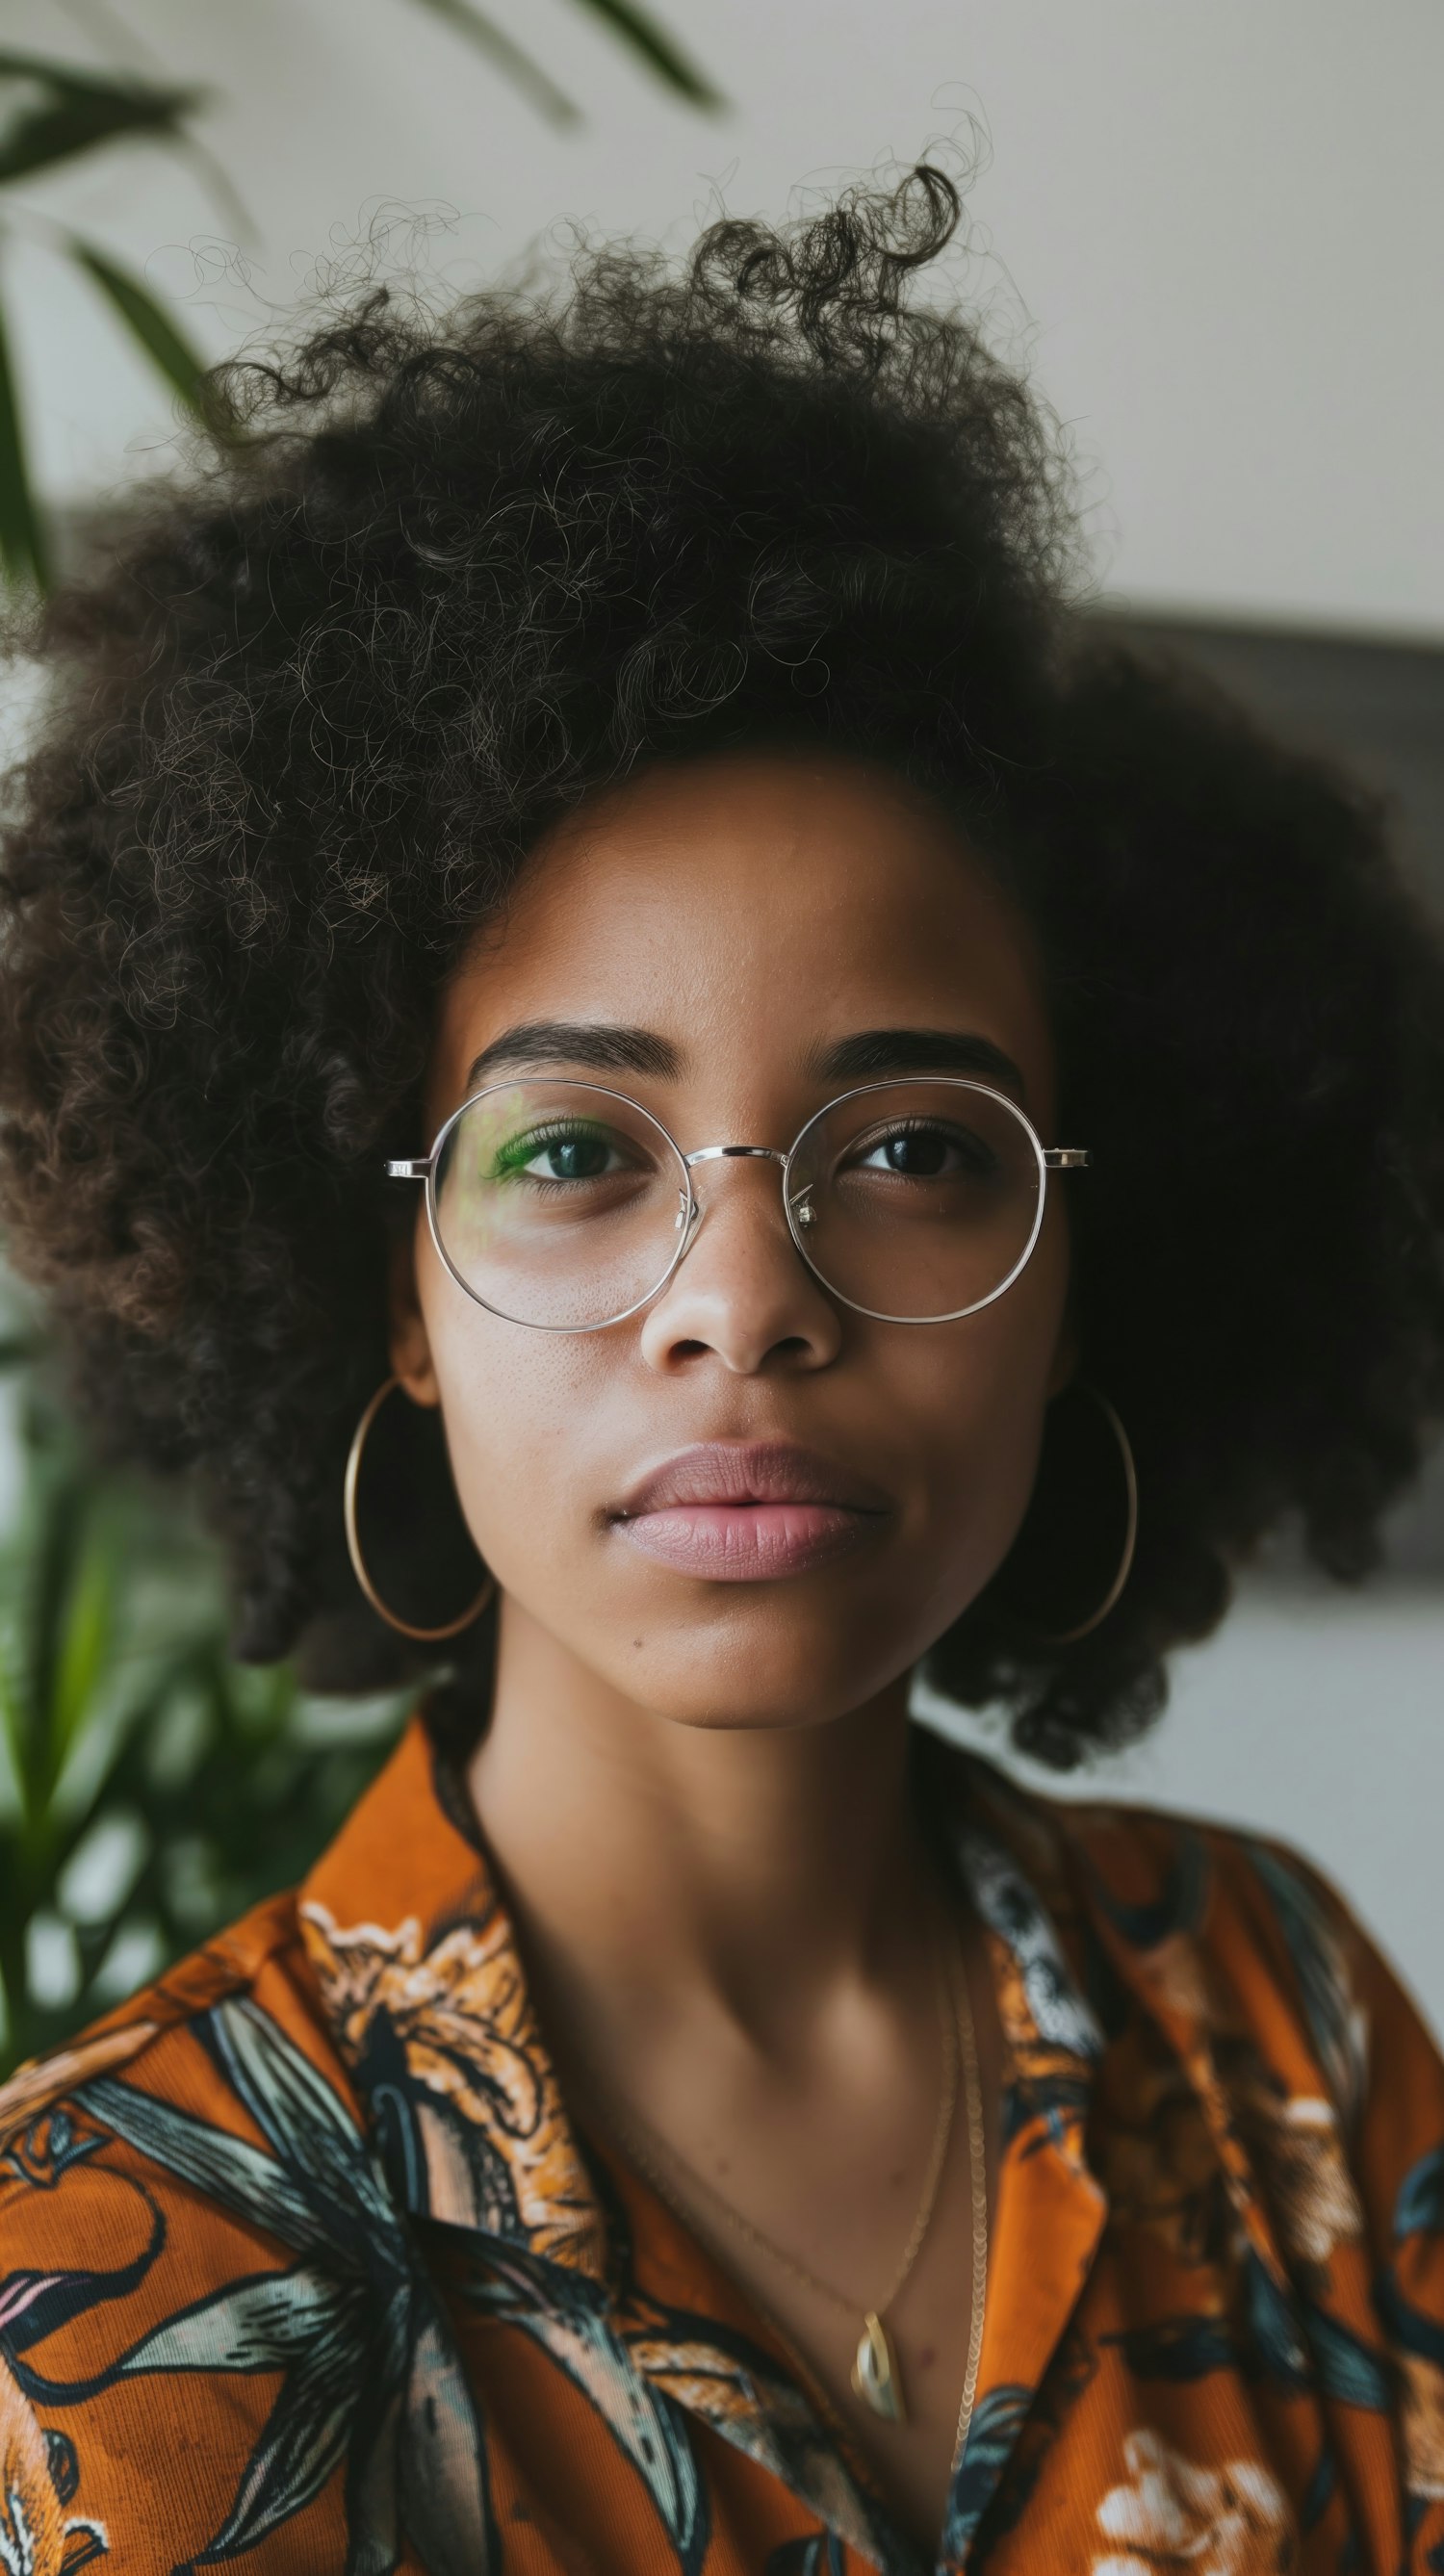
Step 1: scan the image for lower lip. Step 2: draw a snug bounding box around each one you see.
[612,1501,882,1582]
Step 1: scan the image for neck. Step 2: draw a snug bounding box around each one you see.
[467,1593,930,2059]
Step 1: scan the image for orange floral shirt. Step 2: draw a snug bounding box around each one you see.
[2,1707,1442,2575]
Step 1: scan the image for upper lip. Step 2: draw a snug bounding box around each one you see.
[611,1441,892,1519]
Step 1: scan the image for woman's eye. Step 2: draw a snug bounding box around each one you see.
[500,1128,621,1182]
[856,1124,997,1178]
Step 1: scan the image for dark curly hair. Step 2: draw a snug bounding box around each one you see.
[1,166,1441,1769]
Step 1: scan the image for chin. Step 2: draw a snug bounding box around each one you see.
[609,1628,911,1734]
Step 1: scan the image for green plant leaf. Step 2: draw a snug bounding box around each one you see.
[0,287,47,589]
[565,0,725,105]
[400,0,580,125]
[51,1532,116,1779]
[27,1478,84,1799]
[0,1648,26,1828]
[71,242,207,414]
[0,49,202,189]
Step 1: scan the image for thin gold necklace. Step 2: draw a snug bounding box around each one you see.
[580,1911,988,2445]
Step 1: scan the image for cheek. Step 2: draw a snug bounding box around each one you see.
[881,1218,1069,1595]
[425,1291,593,1575]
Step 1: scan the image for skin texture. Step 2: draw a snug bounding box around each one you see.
[389,749,1076,2542]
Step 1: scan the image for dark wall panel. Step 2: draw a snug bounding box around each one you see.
[1110,615,1444,1580]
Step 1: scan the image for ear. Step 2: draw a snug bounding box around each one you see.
[388,1227,441,1407]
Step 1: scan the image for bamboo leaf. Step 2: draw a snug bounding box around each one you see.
[71,241,207,414]
[0,50,202,189]
[400,0,580,126]
[564,0,725,106]
[0,288,47,590]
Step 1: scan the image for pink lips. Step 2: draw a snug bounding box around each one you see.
[609,1441,890,1583]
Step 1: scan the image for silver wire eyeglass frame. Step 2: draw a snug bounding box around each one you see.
[386,1075,1090,1332]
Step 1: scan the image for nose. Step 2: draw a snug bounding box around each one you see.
[636,1158,843,1377]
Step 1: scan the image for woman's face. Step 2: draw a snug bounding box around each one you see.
[391,750,1074,1731]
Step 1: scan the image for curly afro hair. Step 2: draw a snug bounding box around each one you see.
[1,166,1441,1769]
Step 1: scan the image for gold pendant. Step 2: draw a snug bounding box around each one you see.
[851,2310,906,2422]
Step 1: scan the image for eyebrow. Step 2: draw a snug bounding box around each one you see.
[465,1021,683,1089]
[805,1027,1027,1099]
[463,1019,1027,1099]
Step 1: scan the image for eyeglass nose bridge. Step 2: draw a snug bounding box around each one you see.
[683,1144,788,1166]
[673,1141,803,1257]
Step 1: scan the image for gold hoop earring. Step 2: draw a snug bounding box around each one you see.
[1039,1384,1138,1645]
[344,1375,495,1642]
[988,1380,1138,1648]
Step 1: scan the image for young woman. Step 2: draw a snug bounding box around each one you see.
[0,168,1441,2576]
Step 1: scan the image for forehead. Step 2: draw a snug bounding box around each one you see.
[433,750,1055,1115]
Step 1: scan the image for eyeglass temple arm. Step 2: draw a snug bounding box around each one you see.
[386,1160,429,1180]
[1045,1149,1090,1170]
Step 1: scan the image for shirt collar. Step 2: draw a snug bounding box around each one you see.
[297,1708,609,2273]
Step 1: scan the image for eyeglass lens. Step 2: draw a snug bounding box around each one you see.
[431,1078,1044,1329]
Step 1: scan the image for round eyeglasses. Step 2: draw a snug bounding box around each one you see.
[386,1076,1089,1332]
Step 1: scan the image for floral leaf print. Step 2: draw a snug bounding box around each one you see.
[0,2222,163,2361]
[939,2383,1034,2563]
[955,1829,1104,2070]
[1225,2063,1363,2273]
[1114,2269,1392,2420]
[76,2071,330,2254]
[300,1900,605,2267]
[628,2313,903,2572]
[108,2266,370,2556]
[1298,2445,1336,2535]
[967,2327,1101,2552]
[1081,1825,1211,1956]
[1237,2246,1312,2391]
[1300,2304,1392,2413]
[1397,2146,1444,2241]
[455,2202,909,2575]
[110,2265,352,2382]
[1396,2348,1444,2508]
[1373,2267,1444,2505]
[460,2240,710,2574]
[52,1999,498,2576]
[763,2537,847,2575]
[0,2137,164,2362]
[0,2107,107,2199]
[1245,1844,1366,2130]
[1096,2040,1233,2274]
[209,2305,373,2560]
[391,2310,501,2576]
[1090,2426,1294,2575]
[1382,2149,1444,2508]
[204,1993,398,2241]
[1236,2240,1389,2413]
[1104,2314,1242,2385]
[952,1824,1103,2162]
[0,2351,106,2576]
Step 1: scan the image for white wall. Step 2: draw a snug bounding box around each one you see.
[7,0,1444,635]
